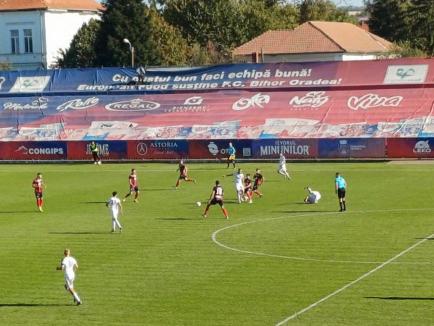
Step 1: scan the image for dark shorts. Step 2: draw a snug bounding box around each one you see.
[130,186,139,192]
[34,191,43,199]
[92,152,99,160]
[253,183,259,191]
[179,175,187,180]
[337,188,346,199]
[244,188,251,194]
[210,198,224,206]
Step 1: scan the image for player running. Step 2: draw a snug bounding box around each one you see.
[56,249,82,305]
[106,191,123,232]
[175,159,196,189]
[123,168,139,203]
[203,180,229,219]
[32,172,44,212]
[226,142,236,168]
[226,168,244,203]
[277,153,291,179]
[335,172,347,212]
[89,141,101,165]
[252,169,264,197]
[243,174,253,204]
[304,186,321,204]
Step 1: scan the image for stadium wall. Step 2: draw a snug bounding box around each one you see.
[0,138,433,161]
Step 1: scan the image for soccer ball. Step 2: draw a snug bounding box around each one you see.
[196,201,202,207]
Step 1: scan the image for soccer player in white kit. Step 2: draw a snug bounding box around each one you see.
[57,249,82,305]
[106,191,123,233]
[277,153,291,179]
[229,168,245,203]
[304,186,321,204]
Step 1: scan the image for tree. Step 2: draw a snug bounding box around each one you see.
[407,0,434,55]
[147,8,190,66]
[366,0,411,43]
[298,0,356,24]
[162,0,245,60]
[56,19,100,68]
[95,0,158,67]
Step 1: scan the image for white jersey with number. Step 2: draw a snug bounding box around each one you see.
[107,196,121,217]
[62,256,77,280]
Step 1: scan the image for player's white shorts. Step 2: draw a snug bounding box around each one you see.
[278,165,287,172]
[64,274,75,290]
[111,209,120,219]
[236,183,244,193]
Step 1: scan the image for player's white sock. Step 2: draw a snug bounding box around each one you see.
[112,220,117,231]
[73,292,81,303]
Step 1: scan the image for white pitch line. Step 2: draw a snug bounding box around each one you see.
[212,208,434,265]
[275,232,434,325]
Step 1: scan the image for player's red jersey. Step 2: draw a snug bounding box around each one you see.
[244,177,252,189]
[179,164,187,176]
[129,173,138,187]
[213,185,224,200]
[32,178,43,192]
[254,173,263,186]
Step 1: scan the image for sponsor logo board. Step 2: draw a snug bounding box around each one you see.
[10,76,51,93]
[413,140,431,153]
[289,91,329,109]
[232,93,270,111]
[105,99,160,112]
[384,64,428,84]
[3,97,48,111]
[347,94,403,111]
[57,97,99,112]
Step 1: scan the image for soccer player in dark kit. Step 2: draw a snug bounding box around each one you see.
[175,159,196,189]
[202,180,229,219]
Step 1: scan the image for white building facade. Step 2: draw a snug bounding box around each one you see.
[0,1,101,70]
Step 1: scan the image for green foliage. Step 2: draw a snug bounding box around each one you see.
[367,0,434,56]
[366,0,411,42]
[56,19,100,68]
[298,0,357,24]
[95,0,158,67]
[147,9,190,66]
[388,41,428,58]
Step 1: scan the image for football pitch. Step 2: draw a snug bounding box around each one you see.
[0,162,433,325]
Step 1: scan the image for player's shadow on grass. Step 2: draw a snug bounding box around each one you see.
[81,201,107,204]
[0,211,38,214]
[156,217,196,221]
[142,188,174,191]
[0,303,71,307]
[49,231,109,235]
[365,296,434,301]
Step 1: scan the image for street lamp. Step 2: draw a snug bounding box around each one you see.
[123,38,135,68]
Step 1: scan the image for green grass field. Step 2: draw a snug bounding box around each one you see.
[0,162,433,325]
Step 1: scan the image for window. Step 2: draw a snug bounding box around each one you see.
[10,30,19,54]
[24,29,33,53]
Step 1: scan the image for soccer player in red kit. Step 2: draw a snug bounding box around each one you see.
[175,160,195,189]
[203,180,229,219]
[32,172,44,212]
[252,169,264,197]
[123,168,139,203]
[243,174,253,204]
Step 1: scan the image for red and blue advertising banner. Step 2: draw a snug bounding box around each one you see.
[318,138,386,158]
[67,141,127,160]
[188,140,253,159]
[387,138,434,158]
[0,141,67,160]
[126,140,188,159]
[1,59,434,141]
[251,139,318,158]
